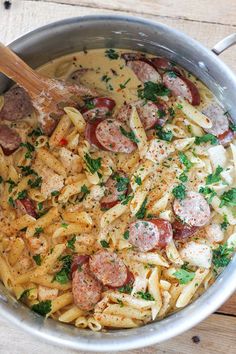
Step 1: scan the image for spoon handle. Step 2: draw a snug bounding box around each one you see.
[0,42,48,98]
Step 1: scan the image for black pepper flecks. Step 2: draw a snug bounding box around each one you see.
[192,335,200,344]
[3,1,11,10]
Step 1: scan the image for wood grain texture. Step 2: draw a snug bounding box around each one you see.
[0,0,236,353]
[0,314,235,354]
[2,1,236,72]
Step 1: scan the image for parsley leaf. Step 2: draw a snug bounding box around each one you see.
[137,81,170,102]
[100,240,109,248]
[34,227,43,236]
[33,254,42,266]
[206,166,223,185]
[31,300,52,316]
[6,178,17,193]
[179,172,188,183]
[20,142,35,159]
[51,190,59,197]
[155,126,173,142]
[229,122,236,132]
[119,78,131,89]
[219,188,236,208]
[19,288,32,300]
[199,186,216,203]
[79,184,90,201]
[134,176,142,186]
[18,165,37,176]
[135,197,148,219]
[173,268,195,284]
[17,190,27,200]
[123,230,130,240]
[212,243,234,269]
[113,173,130,192]
[178,152,193,172]
[28,127,43,138]
[67,235,76,251]
[118,284,133,294]
[28,176,42,188]
[136,291,155,301]
[195,134,218,145]
[53,255,72,284]
[61,222,68,229]
[220,215,229,231]
[120,126,139,144]
[119,194,133,205]
[84,153,102,174]
[105,49,119,60]
[172,184,186,200]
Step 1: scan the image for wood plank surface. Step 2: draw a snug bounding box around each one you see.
[0,0,236,353]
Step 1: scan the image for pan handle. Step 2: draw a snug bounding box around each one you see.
[212,33,236,55]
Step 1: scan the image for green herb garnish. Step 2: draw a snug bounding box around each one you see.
[212,243,234,269]
[100,240,109,248]
[155,126,173,142]
[195,134,218,145]
[220,215,229,231]
[34,227,43,236]
[17,190,27,200]
[20,142,35,159]
[84,153,102,174]
[219,188,236,208]
[178,152,193,172]
[173,268,195,284]
[172,184,186,200]
[179,172,188,183]
[33,254,42,266]
[28,176,42,189]
[135,197,148,219]
[53,255,72,284]
[199,186,216,203]
[118,284,133,294]
[51,190,59,197]
[28,127,43,138]
[67,235,76,251]
[120,126,139,144]
[123,230,130,240]
[31,300,51,316]
[134,176,142,186]
[6,178,17,192]
[206,166,223,185]
[136,291,155,301]
[137,81,170,102]
[105,49,119,60]
[119,78,131,90]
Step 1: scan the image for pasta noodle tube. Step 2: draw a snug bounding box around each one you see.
[8,238,25,266]
[176,98,212,129]
[64,107,86,133]
[87,317,102,331]
[35,243,66,276]
[52,223,92,240]
[166,239,184,266]
[130,106,148,158]
[62,211,93,225]
[36,148,66,177]
[176,268,209,308]
[104,304,151,321]
[0,256,14,290]
[58,306,84,323]
[26,207,59,238]
[58,178,91,203]
[28,274,71,291]
[49,114,71,147]
[100,203,128,228]
[108,292,155,310]
[130,251,169,268]
[148,267,162,320]
[75,316,88,328]
[94,313,139,328]
[47,292,73,317]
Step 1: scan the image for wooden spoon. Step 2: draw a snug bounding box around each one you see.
[0,42,97,135]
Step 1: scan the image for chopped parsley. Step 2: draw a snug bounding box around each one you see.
[134,176,142,186]
[212,243,234,269]
[6,178,17,192]
[206,166,223,185]
[219,188,236,208]
[119,78,131,90]
[118,284,133,294]
[135,197,148,219]
[53,255,72,284]
[173,268,195,284]
[179,172,188,183]
[51,190,59,197]
[195,134,218,146]
[19,288,32,300]
[37,202,43,211]
[61,222,68,229]
[220,215,229,231]
[18,165,37,176]
[123,230,130,240]
[229,122,236,132]
[34,227,43,236]
[20,142,35,159]
[167,71,177,78]
[155,126,173,142]
[31,300,52,316]
[33,254,42,266]
[119,194,133,205]
[113,173,130,192]
[101,75,111,83]
[117,299,124,307]
[100,240,109,248]
[168,107,175,118]
[199,186,216,203]
[137,81,170,102]
[84,153,102,174]
[105,48,119,60]
[178,152,193,172]
[79,184,90,201]
[136,291,155,301]
[120,126,139,144]
[85,100,95,110]
[172,183,186,200]
[67,235,76,251]
[8,197,14,207]
[28,176,42,189]
[17,189,27,200]
[28,127,43,138]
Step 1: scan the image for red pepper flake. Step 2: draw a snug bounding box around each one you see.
[59,138,68,146]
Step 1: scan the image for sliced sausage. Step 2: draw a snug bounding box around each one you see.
[81,97,116,121]
[172,219,198,240]
[129,219,173,252]
[163,72,200,106]
[116,100,169,130]
[40,115,58,136]
[72,262,102,311]
[121,52,147,62]
[71,255,90,274]
[127,60,162,83]
[95,119,137,153]
[202,102,229,137]
[173,191,210,227]
[85,119,105,149]
[15,198,37,218]
[218,129,235,146]
[151,57,185,76]
[100,171,129,210]
[0,124,21,155]
[89,250,128,288]
[0,86,33,121]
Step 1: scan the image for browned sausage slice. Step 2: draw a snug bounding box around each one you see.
[89,250,128,288]
[173,191,210,227]
[163,72,200,106]
[84,119,105,149]
[0,124,21,155]
[127,60,162,83]
[116,100,169,130]
[100,171,129,210]
[15,198,37,218]
[72,262,102,311]
[202,102,229,137]
[129,219,172,252]
[81,97,116,121]
[95,119,137,153]
[0,86,33,121]
[172,220,198,240]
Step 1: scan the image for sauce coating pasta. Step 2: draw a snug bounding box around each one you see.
[0,48,235,330]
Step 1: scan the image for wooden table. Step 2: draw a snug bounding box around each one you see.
[1,1,236,353]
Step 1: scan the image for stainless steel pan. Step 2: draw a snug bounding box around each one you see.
[0,15,236,352]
